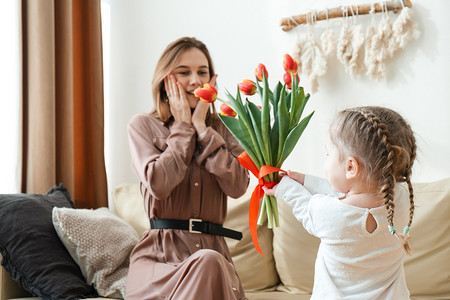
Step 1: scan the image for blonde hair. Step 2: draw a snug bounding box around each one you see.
[150,37,219,127]
[330,106,416,254]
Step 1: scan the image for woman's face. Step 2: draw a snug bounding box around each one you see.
[171,47,210,109]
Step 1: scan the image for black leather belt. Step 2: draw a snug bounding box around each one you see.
[150,218,243,240]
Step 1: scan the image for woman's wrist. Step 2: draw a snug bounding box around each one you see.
[193,122,206,134]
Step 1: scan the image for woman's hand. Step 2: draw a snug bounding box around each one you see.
[192,74,218,134]
[164,74,191,123]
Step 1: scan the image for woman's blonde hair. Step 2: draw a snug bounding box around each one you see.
[150,37,219,127]
[330,106,417,253]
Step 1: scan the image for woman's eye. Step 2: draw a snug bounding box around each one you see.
[199,71,209,76]
[179,71,189,75]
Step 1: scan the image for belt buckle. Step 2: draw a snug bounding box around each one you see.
[189,218,202,234]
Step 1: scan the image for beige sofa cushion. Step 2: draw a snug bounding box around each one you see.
[272,178,450,298]
[113,183,149,237]
[112,183,279,292]
[404,177,450,298]
[224,185,279,291]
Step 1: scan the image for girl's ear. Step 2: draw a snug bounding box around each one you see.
[345,156,360,179]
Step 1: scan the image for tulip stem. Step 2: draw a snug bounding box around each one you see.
[257,197,266,226]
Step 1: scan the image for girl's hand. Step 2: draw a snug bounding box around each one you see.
[164,74,191,123]
[263,185,278,196]
[192,74,218,134]
[287,170,305,185]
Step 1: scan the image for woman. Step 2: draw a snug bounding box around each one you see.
[125,37,249,300]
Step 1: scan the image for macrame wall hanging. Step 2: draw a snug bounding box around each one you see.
[280,0,419,92]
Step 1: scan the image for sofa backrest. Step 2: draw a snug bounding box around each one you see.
[112,178,450,298]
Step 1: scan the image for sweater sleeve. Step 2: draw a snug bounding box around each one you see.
[127,115,196,200]
[194,124,249,199]
[275,176,316,235]
[303,175,338,196]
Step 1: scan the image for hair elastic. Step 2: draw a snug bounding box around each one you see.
[388,225,396,235]
[403,226,410,234]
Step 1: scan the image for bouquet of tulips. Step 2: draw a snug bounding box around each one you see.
[194,54,314,255]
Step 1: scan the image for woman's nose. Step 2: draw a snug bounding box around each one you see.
[190,74,201,85]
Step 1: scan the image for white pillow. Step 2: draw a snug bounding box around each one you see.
[52,207,139,298]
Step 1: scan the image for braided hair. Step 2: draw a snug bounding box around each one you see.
[330,106,416,254]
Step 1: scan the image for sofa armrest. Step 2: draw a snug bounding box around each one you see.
[1,254,32,300]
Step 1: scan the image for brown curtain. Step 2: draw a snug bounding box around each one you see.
[20,0,107,209]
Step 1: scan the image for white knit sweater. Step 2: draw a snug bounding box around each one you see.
[275,175,411,300]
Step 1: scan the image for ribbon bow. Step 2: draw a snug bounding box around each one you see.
[238,151,284,256]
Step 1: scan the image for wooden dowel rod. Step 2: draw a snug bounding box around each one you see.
[280,0,412,32]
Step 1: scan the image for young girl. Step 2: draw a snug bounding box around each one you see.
[126,37,249,300]
[264,106,416,299]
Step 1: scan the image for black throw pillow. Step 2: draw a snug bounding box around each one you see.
[0,184,98,300]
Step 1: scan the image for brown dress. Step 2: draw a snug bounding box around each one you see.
[125,113,250,300]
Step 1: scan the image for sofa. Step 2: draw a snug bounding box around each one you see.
[1,177,449,300]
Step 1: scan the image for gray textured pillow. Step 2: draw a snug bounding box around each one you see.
[52,207,139,298]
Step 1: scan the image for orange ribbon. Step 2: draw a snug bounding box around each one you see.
[238,151,284,256]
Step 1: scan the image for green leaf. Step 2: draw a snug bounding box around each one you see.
[255,76,263,97]
[279,111,315,165]
[272,82,283,117]
[224,87,246,118]
[270,117,280,166]
[291,87,307,130]
[256,73,274,104]
[285,91,292,111]
[219,114,251,149]
[247,101,269,164]
[277,89,289,164]
[219,114,261,167]
[261,73,272,164]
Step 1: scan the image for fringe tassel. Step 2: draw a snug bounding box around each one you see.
[321,29,335,57]
[391,7,420,55]
[296,31,327,93]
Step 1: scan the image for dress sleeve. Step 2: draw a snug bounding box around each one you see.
[195,124,249,198]
[127,114,196,200]
[275,176,316,235]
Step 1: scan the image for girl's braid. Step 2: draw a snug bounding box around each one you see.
[356,108,397,234]
[405,134,417,229]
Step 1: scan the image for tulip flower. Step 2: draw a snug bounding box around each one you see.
[283,72,300,90]
[255,63,268,82]
[219,103,237,117]
[283,54,298,74]
[194,83,217,103]
[217,55,314,257]
[238,79,257,96]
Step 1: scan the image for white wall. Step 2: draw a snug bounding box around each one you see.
[104,0,450,199]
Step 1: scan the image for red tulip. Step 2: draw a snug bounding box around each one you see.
[194,83,217,103]
[283,72,300,90]
[283,54,298,74]
[238,79,257,95]
[255,63,268,82]
[219,103,237,117]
